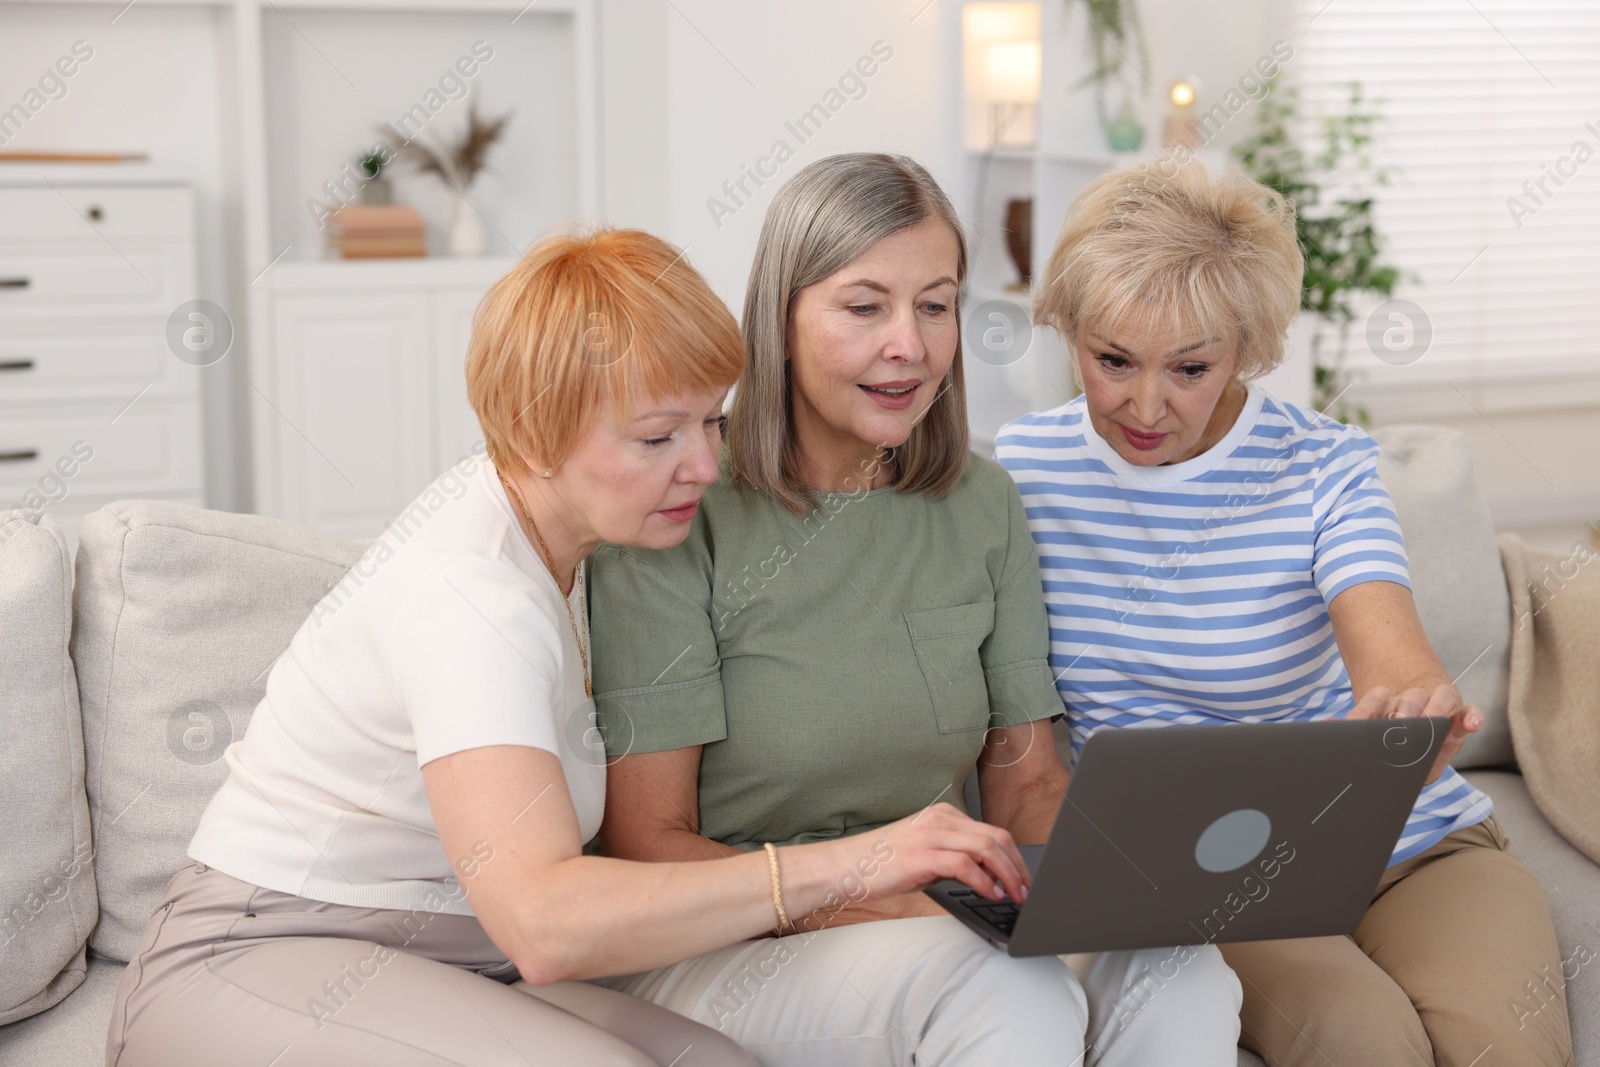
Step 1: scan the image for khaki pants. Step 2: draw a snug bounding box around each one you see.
[1221,815,1573,1067]
[106,860,756,1067]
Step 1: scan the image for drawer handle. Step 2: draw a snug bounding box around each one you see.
[0,449,40,462]
[0,359,34,371]
[0,277,29,290]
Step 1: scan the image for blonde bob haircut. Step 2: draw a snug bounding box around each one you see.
[467,228,744,474]
[729,152,970,515]
[1033,158,1303,383]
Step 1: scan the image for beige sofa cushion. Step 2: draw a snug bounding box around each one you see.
[1373,425,1514,769]
[0,511,96,1025]
[0,956,123,1066]
[72,501,365,962]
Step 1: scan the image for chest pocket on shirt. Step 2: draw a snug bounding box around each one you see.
[905,601,995,733]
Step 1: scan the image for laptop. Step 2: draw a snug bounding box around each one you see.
[926,717,1448,955]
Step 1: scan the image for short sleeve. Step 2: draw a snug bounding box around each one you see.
[982,473,1067,728]
[1312,429,1412,604]
[388,559,564,767]
[587,543,727,755]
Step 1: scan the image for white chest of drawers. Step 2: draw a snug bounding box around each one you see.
[0,165,205,549]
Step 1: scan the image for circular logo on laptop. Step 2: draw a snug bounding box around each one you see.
[1195,808,1272,873]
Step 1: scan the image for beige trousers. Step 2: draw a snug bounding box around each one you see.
[608,915,1244,1067]
[1221,815,1574,1067]
[106,860,756,1067]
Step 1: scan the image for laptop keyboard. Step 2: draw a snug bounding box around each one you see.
[945,888,1020,935]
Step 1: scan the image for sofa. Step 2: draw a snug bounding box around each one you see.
[1,424,1595,1067]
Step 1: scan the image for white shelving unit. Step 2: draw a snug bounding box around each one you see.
[234,0,601,535]
[0,0,600,536]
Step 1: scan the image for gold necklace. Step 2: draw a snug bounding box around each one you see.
[499,470,592,699]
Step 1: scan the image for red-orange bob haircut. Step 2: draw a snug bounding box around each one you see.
[467,228,745,473]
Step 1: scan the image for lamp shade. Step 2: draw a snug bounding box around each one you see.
[984,41,1041,103]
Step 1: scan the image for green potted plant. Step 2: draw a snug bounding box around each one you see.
[1232,79,1410,424]
[1070,0,1150,152]
[357,148,391,204]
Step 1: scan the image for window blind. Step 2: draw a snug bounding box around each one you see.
[1287,0,1600,384]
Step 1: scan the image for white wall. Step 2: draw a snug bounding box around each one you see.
[598,0,671,236]
[601,0,952,313]
[598,0,1291,311]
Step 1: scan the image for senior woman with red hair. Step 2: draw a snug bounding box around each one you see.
[105,229,1031,1067]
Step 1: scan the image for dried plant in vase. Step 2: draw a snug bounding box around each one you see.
[382,100,512,257]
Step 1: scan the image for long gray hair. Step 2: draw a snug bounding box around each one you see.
[728,152,970,514]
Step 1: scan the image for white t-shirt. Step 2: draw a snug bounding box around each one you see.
[188,449,605,915]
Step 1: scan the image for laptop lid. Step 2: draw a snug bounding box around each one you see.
[1006,717,1447,955]
[928,717,1448,956]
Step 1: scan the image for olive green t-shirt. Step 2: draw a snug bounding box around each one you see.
[587,451,1063,851]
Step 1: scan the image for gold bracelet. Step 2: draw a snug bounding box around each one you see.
[763,842,792,937]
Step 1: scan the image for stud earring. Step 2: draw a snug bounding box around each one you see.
[541,469,553,479]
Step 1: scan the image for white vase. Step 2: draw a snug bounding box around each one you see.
[446,190,487,258]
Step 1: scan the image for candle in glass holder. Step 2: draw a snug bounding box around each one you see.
[1163,78,1201,150]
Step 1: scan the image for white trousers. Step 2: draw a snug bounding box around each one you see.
[607,916,1242,1067]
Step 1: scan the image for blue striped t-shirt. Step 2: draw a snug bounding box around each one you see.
[995,385,1492,865]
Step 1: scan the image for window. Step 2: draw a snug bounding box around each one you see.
[1289,0,1600,387]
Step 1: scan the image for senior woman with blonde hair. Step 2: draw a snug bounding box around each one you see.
[996,160,1572,1066]
[105,228,1033,1067]
[587,153,1243,1066]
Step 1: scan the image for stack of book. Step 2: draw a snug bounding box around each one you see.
[326,204,426,259]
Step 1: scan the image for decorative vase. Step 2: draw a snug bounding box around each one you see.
[360,177,392,205]
[446,190,487,258]
[1104,98,1146,153]
[1003,198,1033,291]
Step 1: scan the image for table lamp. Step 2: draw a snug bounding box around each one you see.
[985,40,1041,147]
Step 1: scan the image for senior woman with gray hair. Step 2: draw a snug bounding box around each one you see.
[586,153,1242,1066]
